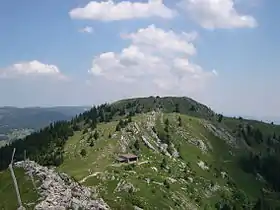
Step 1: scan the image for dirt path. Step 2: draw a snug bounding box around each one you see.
[79,172,102,183]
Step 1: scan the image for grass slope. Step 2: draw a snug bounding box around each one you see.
[0,168,39,210]
[58,112,264,209]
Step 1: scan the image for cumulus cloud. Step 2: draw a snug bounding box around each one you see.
[0,60,66,80]
[0,60,74,106]
[89,25,216,94]
[79,26,94,33]
[69,0,176,21]
[178,0,257,29]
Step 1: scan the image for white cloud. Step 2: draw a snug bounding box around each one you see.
[89,25,216,94]
[69,0,176,21]
[79,26,94,33]
[0,60,66,80]
[178,0,257,29]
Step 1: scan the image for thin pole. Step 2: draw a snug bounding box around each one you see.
[9,148,25,209]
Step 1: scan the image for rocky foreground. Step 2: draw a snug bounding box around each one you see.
[15,160,109,210]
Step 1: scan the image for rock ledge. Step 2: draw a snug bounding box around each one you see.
[15,160,109,210]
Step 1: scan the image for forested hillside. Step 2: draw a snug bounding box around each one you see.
[1,96,280,209]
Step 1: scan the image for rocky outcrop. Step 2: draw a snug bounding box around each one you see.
[15,160,109,210]
[141,135,157,152]
[176,127,210,153]
[114,179,138,193]
[197,160,209,170]
[201,120,237,148]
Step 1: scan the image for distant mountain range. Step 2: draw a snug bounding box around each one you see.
[0,106,90,141]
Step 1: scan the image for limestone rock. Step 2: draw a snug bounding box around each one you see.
[15,160,110,210]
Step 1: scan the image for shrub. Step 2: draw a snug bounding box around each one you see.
[80,149,87,157]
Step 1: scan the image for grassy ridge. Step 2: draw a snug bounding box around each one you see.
[58,112,264,209]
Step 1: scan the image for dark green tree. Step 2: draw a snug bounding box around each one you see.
[80,149,87,157]
[175,103,180,113]
[164,125,169,133]
[164,118,169,133]
[116,124,121,132]
[93,130,99,140]
[134,140,140,151]
[89,141,94,147]
[129,111,135,117]
[164,118,169,126]
[178,116,182,127]
[218,114,223,123]
[120,108,126,116]
[160,157,167,169]
[189,105,196,111]
[91,120,97,129]
[119,119,125,128]
[99,109,106,122]
[163,179,170,189]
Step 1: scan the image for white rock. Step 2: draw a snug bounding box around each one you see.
[15,160,109,210]
[188,177,193,183]
[221,171,227,179]
[197,161,209,170]
[168,177,177,183]
[151,167,158,172]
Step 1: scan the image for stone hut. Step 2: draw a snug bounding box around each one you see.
[117,154,138,163]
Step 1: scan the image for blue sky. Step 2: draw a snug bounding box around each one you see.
[0,0,279,119]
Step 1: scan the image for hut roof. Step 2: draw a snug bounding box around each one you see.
[119,154,138,159]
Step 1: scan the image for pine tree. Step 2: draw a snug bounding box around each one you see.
[178,116,182,127]
[80,149,87,157]
[218,114,223,122]
[91,120,97,129]
[164,118,169,133]
[175,103,180,113]
[93,130,99,140]
[116,124,121,132]
[89,141,94,147]
[164,118,169,126]
[120,108,126,116]
[100,111,105,122]
[161,158,167,169]
[164,125,169,133]
[189,105,196,111]
[134,140,140,151]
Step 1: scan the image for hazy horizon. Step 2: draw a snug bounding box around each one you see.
[0,96,279,124]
